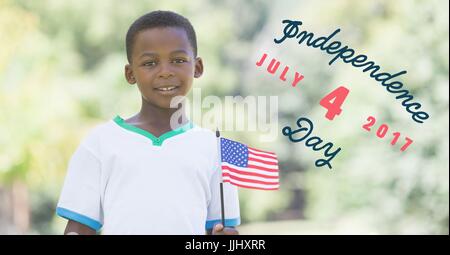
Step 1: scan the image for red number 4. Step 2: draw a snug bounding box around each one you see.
[319,86,350,120]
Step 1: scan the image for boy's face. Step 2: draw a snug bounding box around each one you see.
[125,27,203,109]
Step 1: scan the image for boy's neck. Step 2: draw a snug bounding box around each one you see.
[133,97,188,130]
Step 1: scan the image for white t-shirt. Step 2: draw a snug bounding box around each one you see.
[56,115,240,234]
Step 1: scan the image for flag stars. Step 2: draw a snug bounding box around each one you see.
[220,138,249,167]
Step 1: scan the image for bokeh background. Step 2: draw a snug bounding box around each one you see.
[0,0,448,234]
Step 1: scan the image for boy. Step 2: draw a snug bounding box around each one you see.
[56,10,240,235]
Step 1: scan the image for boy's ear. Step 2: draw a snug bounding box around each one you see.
[125,64,136,84]
[194,57,204,78]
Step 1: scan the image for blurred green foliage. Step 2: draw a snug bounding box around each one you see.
[0,0,448,234]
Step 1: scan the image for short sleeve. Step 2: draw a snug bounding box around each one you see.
[56,143,103,232]
[205,153,241,230]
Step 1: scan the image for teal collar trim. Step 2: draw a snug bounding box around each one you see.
[113,115,193,146]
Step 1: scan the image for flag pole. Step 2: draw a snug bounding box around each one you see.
[216,128,225,227]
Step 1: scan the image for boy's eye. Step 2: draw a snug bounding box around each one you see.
[143,61,157,66]
[172,58,187,64]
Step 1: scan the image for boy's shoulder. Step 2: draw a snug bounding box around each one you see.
[78,118,117,150]
[190,124,223,140]
[191,124,215,135]
[187,124,217,145]
[87,118,117,136]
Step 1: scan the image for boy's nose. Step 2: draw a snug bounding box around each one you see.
[158,62,175,78]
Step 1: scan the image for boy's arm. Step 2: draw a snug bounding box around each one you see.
[206,223,239,235]
[64,220,96,235]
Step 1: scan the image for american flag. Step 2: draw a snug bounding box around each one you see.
[220,138,279,190]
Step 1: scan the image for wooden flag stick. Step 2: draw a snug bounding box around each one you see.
[216,128,225,227]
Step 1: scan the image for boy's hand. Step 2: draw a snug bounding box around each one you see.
[212,223,239,235]
[64,220,96,235]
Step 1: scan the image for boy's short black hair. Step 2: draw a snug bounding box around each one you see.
[126,10,198,63]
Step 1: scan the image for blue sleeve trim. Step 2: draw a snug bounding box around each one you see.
[205,217,241,230]
[56,207,102,231]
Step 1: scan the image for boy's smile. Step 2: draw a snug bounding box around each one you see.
[125,27,203,109]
